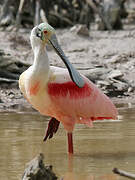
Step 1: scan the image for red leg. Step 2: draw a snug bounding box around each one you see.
[67,132,73,154]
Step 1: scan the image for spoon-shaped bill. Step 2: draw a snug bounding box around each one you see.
[49,34,85,88]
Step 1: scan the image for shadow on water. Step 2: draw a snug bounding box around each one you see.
[0,103,135,179]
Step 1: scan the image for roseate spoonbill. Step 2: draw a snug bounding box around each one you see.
[19,22,118,154]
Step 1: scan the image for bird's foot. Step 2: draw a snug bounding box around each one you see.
[43,117,60,141]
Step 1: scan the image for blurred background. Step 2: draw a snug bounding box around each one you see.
[0,0,134,30]
[0,0,135,30]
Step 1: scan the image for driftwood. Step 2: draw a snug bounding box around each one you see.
[22,153,57,180]
[0,49,30,83]
[113,168,135,180]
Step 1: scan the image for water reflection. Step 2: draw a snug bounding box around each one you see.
[0,104,135,180]
[63,173,118,180]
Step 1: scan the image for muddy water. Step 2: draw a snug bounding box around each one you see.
[0,103,135,180]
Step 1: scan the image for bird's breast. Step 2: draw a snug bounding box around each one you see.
[29,81,41,96]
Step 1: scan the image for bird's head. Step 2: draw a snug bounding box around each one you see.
[30,22,85,88]
[30,22,55,47]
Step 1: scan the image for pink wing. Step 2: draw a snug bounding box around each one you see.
[47,67,118,131]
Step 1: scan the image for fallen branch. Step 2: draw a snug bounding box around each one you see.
[113,168,135,180]
[22,153,57,180]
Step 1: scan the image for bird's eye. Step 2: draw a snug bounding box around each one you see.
[44,30,48,34]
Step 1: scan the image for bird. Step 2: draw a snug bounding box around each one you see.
[19,22,118,154]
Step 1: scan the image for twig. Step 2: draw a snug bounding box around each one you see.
[50,12,74,26]
[113,168,135,180]
[16,0,25,29]
[86,0,112,30]
[40,9,48,23]
[0,0,12,26]
[34,0,41,26]
[0,0,10,22]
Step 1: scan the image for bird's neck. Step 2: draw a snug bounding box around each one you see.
[32,44,50,80]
